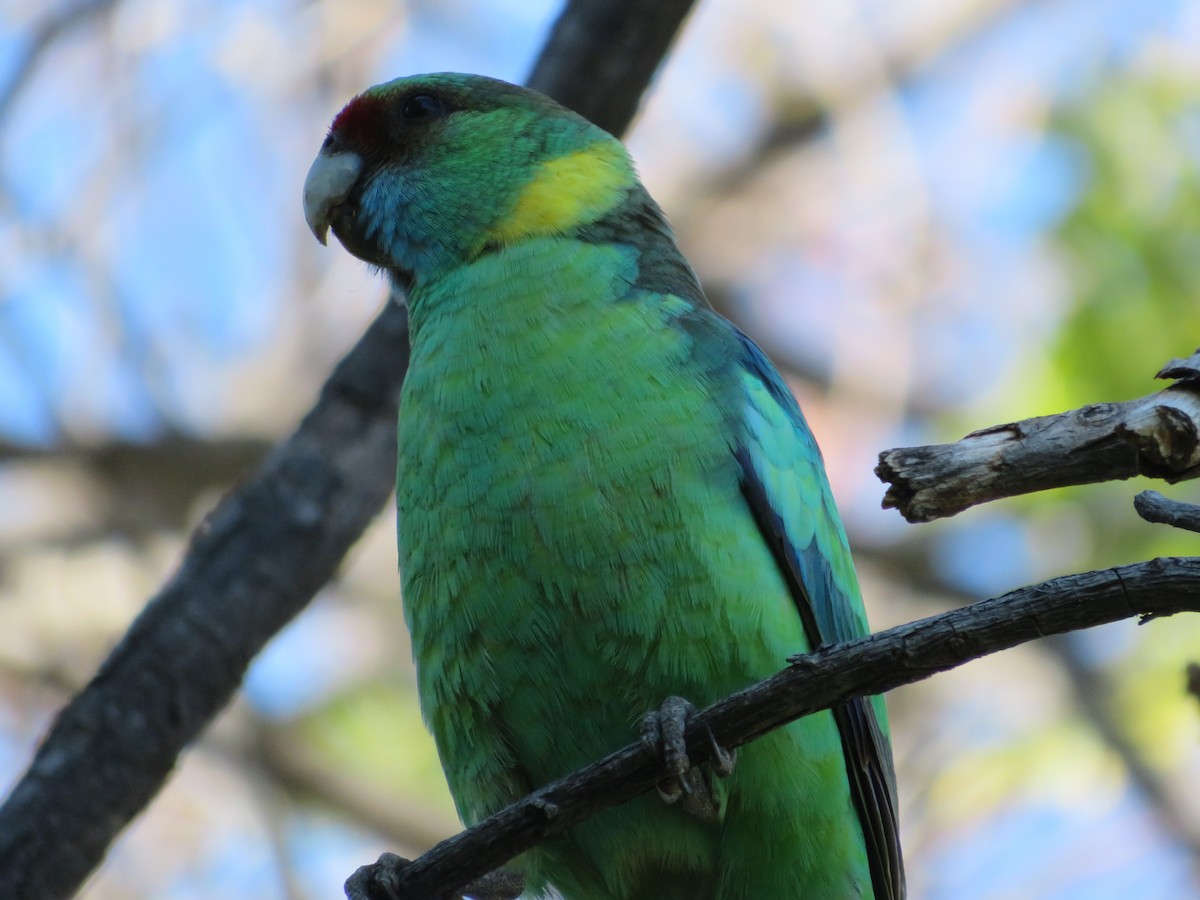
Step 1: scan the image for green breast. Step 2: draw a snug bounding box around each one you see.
[394,236,870,899]
[397,236,756,783]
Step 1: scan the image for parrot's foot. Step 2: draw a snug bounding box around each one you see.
[640,695,736,825]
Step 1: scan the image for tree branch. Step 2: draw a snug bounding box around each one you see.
[0,2,699,897]
[346,556,1200,900]
[1136,489,1200,534]
[0,296,411,900]
[877,350,1200,522]
[525,0,697,136]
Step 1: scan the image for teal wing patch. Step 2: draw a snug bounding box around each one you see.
[734,332,905,900]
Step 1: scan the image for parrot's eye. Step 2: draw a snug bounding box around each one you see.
[401,94,447,121]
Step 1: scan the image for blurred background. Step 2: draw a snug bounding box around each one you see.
[3,0,1200,897]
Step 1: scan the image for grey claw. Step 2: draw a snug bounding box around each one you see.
[708,727,737,778]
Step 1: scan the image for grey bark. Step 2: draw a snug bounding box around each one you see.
[877,350,1200,522]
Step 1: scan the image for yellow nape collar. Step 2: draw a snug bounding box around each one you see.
[484,141,631,245]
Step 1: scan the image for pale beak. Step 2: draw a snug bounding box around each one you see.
[302,149,364,245]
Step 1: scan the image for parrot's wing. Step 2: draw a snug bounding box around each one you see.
[733,332,905,900]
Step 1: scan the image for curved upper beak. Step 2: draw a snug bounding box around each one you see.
[302,148,364,245]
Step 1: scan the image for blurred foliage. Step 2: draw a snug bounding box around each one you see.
[934,48,1200,888]
[1000,52,1200,570]
[299,680,456,815]
[1052,66,1200,406]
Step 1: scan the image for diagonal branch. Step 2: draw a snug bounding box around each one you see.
[877,350,1200,522]
[346,556,1200,900]
[526,0,698,136]
[0,3,699,898]
[0,295,411,900]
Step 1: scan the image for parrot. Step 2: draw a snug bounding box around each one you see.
[303,72,903,899]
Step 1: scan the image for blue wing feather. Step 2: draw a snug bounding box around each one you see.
[734,331,905,900]
[736,337,865,645]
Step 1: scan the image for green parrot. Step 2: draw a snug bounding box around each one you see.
[303,73,903,899]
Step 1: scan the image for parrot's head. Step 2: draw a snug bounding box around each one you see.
[303,73,636,284]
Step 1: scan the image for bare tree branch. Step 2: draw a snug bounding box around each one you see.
[345,556,1200,900]
[1136,489,1200,534]
[0,2,699,897]
[525,0,697,136]
[877,350,1200,522]
[856,533,1200,877]
[0,297,411,900]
